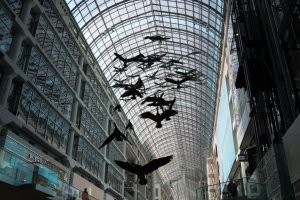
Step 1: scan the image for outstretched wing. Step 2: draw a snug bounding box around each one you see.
[187,69,196,74]
[152,70,159,77]
[161,109,178,119]
[169,97,176,109]
[115,160,139,174]
[114,104,121,111]
[165,78,178,84]
[125,121,133,130]
[179,76,192,84]
[141,95,157,104]
[140,112,156,121]
[135,89,143,98]
[142,155,173,174]
[173,60,183,65]
[121,90,133,98]
[135,77,144,89]
[99,132,117,149]
[114,53,126,62]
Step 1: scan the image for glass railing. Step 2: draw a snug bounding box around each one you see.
[196,177,268,200]
[0,148,99,200]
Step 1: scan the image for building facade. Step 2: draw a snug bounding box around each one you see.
[231,0,300,199]
[0,0,157,199]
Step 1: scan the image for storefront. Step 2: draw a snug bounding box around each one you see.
[0,132,75,198]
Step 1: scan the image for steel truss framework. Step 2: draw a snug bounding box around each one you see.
[66,0,225,199]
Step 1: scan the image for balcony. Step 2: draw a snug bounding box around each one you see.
[196,176,268,200]
[0,148,99,200]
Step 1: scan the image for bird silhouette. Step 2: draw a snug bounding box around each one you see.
[125,120,134,130]
[145,70,160,80]
[141,93,164,105]
[147,97,176,111]
[154,81,171,89]
[174,69,196,77]
[161,98,177,121]
[142,93,175,111]
[114,104,122,112]
[115,155,173,185]
[121,88,143,99]
[140,108,164,128]
[99,123,132,149]
[112,78,130,88]
[112,82,130,88]
[113,65,128,74]
[159,59,182,70]
[113,78,127,84]
[114,52,145,68]
[134,77,145,90]
[140,106,174,128]
[161,109,178,121]
[144,35,171,43]
[165,76,192,88]
[144,53,166,67]
[168,59,183,65]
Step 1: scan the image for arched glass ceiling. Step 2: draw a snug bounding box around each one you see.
[67,0,225,199]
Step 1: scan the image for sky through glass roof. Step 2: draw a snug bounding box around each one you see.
[67,0,225,199]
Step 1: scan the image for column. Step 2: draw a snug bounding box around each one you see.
[7,31,24,62]
[67,56,84,156]
[2,0,34,107]
[19,0,35,24]
[0,73,14,107]
[8,0,34,61]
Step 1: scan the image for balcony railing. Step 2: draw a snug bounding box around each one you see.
[0,147,98,200]
[196,176,268,200]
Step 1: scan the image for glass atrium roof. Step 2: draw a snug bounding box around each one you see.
[67,0,225,199]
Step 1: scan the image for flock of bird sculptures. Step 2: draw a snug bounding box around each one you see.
[98,35,206,185]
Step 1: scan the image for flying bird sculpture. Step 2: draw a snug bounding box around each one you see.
[174,69,197,77]
[118,77,145,100]
[145,53,166,66]
[112,78,131,88]
[140,108,164,128]
[134,77,145,90]
[168,58,183,65]
[99,123,132,149]
[154,81,171,89]
[141,93,164,105]
[115,155,173,185]
[121,88,143,100]
[141,93,175,111]
[147,97,176,110]
[144,35,171,43]
[114,104,122,112]
[145,70,160,80]
[165,76,192,89]
[140,106,177,128]
[161,98,177,121]
[113,65,128,74]
[114,52,145,68]
[125,120,134,130]
[158,58,183,70]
